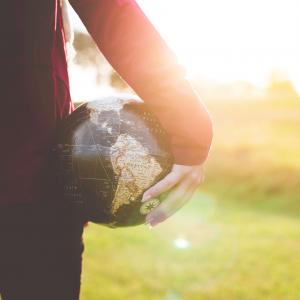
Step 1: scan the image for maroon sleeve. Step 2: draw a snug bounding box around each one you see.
[69,0,213,165]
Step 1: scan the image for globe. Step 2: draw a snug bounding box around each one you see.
[54,94,173,228]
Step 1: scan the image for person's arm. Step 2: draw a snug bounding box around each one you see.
[69,0,213,226]
[69,0,213,166]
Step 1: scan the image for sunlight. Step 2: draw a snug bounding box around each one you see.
[173,238,190,249]
[137,0,300,91]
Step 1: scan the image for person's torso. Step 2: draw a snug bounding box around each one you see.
[0,0,73,204]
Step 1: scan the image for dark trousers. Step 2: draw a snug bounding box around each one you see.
[0,200,85,300]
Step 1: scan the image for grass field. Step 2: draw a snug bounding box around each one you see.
[80,98,300,300]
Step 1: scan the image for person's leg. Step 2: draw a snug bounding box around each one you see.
[0,200,85,300]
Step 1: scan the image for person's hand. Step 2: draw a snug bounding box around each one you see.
[141,164,204,227]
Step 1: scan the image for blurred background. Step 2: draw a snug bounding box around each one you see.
[68,1,300,299]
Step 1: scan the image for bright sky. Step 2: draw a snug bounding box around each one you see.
[70,0,300,94]
[137,0,300,91]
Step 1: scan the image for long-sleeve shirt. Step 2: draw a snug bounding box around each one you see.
[0,0,213,204]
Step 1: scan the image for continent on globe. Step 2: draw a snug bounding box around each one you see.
[110,133,162,215]
[54,94,173,228]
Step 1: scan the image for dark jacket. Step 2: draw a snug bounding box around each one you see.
[0,0,213,204]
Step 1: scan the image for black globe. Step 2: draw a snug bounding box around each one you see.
[54,94,173,228]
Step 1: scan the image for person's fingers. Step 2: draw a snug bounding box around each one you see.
[145,177,198,226]
[142,164,204,202]
[141,170,186,202]
[189,170,205,186]
[146,187,195,227]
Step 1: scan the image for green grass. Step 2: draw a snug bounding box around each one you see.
[80,98,300,300]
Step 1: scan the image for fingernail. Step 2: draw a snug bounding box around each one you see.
[147,223,153,230]
[148,218,161,227]
[150,219,160,227]
[145,217,158,228]
[149,211,163,222]
[145,216,153,224]
[148,212,165,227]
[145,218,153,226]
[141,194,152,202]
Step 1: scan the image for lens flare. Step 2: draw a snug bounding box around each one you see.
[142,193,238,292]
[173,238,190,249]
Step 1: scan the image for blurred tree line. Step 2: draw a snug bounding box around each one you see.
[73,31,129,90]
[266,70,299,101]
[73,31,300,103]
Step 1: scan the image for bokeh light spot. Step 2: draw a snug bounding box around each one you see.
[173,238,190,249]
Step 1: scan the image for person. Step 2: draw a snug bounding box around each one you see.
[0,0,213,299]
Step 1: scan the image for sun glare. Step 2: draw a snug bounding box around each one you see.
[173,238,190,249]
[137,0,300,92]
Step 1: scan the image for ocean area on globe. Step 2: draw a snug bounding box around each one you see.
[54,94,173,228]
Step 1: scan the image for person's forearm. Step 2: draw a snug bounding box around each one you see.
[70,0,213,165]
